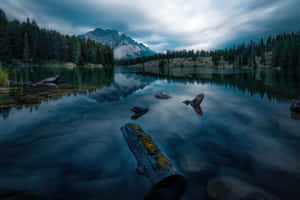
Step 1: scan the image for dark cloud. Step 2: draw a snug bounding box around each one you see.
[247,0,282,10]
[221,0,300,48]
[1,0,300,51]
[1,0,150,35]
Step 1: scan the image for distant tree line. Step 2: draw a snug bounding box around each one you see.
[118,32,300,69]
[0,9,114,66]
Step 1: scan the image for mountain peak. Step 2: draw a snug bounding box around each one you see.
[79,28,155,60]
[94,28,118,34]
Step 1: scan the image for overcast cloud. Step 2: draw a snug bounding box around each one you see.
[1,0,300,52]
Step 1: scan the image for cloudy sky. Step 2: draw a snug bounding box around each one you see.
[1,0,300,52]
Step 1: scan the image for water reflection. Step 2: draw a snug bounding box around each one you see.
[136,67,300,102]
[0,66,299,200]
[0,66,114,119]
[90,73,151,103]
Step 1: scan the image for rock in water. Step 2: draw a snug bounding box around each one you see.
[121,123,186,200]
[155,92,171,100]
[290,100,300,113]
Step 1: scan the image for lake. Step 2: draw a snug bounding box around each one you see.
[0,66,300,200]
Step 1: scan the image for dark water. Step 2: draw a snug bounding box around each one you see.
[0,66,300,200]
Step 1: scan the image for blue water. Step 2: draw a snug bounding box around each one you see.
[0,67,300,200]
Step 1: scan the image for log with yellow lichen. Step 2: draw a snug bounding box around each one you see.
[121,123,186,200]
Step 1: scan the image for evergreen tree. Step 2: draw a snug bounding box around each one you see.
[253,57,257,69]
[279,41,289,69]
[23,32,30,61]
[297,49,300,69]
[272,42,281,67]
[261,52,266,65]
[0,10,9,63]
[212,53,220,66]
[238,56,242,67]
[73,39,81,64]
[0,10,114,66]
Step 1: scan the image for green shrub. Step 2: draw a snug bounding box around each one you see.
[0,64,8,87]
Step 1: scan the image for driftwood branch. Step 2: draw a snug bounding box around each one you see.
[183,93,204,107]
[183,94,205,115]
[32,75,61,87]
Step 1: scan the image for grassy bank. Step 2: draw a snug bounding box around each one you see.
[130,53,274,70]
[0,64,8,87]
[5,60,108,69]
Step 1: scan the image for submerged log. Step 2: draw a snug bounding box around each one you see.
[121,123,186,200]
[32,75,61,87]
[131,106,148,114]
[290,100,300,113]
[155,92,172,100]
[131,107,149,120]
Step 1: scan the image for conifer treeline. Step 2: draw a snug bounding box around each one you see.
[0,10,114,66]
[119,32,300,69]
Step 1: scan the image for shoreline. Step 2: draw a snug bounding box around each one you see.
[3,62,110,69]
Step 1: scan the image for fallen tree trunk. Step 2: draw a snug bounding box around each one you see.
[32,75,60,87]
[121,123,186,200]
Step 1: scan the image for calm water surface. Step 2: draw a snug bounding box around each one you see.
[0,66,300,200]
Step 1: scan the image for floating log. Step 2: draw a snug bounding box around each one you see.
[32,75,61,87]
[131,107,149,120]
[121,123,186,200]
[290,100,300,113]
[155,92,171,100]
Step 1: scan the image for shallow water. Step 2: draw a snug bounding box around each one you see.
[0,66,300,200]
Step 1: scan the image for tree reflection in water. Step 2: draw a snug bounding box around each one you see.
[0,66,114,119]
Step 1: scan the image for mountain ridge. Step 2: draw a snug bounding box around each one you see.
[79,28,156,60]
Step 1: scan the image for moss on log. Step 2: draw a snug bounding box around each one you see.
[121,123,186,200]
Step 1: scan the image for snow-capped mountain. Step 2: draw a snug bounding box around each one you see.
[79,28,155,60]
